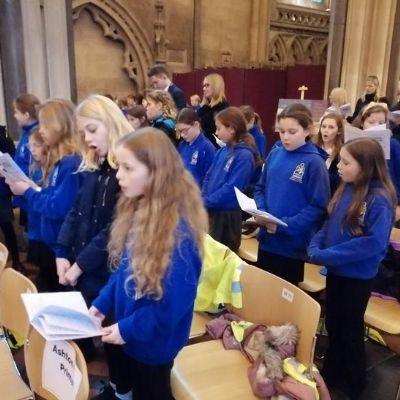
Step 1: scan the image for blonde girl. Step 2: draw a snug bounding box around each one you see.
[8,99,80,292]
[315,112,344,193]
[198,73,229,147]
[145,90,177,145]
[90,128,208,400]
[308,138,396,399]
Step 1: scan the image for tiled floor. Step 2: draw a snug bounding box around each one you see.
[5,253,400,399]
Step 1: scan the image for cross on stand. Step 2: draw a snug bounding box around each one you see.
[298,85,308,100]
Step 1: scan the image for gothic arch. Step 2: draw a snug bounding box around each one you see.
[268,34,288,67]
[72,0,154,91]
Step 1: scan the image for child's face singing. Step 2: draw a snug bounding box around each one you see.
[320,118,339,146]
[77,116,109,157]
[338,147,361,183]
[116,145,150,198]
[146,99,163,122]
[29,139,45,163]
[278,117,309,151]
[362,111,386,130]
[215,119,234,144]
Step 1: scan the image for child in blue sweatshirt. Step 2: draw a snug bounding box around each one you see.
[308,138,396,399]
[8,99,81,292]
[12,93,41,227]
[176,108,215,188]
[202,106,261,252]
[90,128,208,400]
[25,128,48,266]
[352,102,400,220]
[254,107,330,285]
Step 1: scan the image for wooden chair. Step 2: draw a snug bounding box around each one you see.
[171,265,321,399]
[390,227,400,242]
[299,263,326,293]
[189,311,212,339]
[238,237,258,263]
[0,267,37,400]
[0,242,8,272]
[24,326,90,400]
[364,296,400,335]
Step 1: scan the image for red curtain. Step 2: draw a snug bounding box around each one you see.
[173,65,326,149]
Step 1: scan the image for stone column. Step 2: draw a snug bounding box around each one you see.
[0,0,27,139]
[386,0,400,104]
[324,0,348,97]
[249,0,272,64]
[341,0,396,105]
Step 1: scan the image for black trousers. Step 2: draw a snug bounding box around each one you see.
[257,249,304,286]
[105,343,174,399]
[208,209,242,252]
[0,221,21,265]
[323,274,373,399]
[36,242,64,292]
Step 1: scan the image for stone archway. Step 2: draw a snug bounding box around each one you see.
[72,0,154,96]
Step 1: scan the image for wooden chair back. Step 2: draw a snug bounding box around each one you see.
[0,242,8,272]
[25,326,90,400]
[231,265,321,366]
[0,267,37,337]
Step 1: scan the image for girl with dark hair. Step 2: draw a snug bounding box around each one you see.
[176,108,215,188]
[308,138,396,399]
[202,106,261,251]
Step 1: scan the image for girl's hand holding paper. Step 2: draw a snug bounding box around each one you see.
[101,323,126,345]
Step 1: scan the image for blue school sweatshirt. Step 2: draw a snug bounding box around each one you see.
[249,126,267,159]
[24,154,81,249]
[178,133,215,188]
[254,141,330,260]
[202,143,256,210]
[387,137,400,203]
[308,182,394,279]
[14,121,38,176]
[26,168,43,241]
[92,221,202,365]
[13,121,39,210]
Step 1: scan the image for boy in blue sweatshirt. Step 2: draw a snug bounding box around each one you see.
[254,107,330,285]
[308,138,396,399]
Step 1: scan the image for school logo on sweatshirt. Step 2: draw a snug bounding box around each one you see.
[224,156,234,172]
[358,202,367,226]
[50,166,59,187]
[290,163,305,183]
[190,150,199,165]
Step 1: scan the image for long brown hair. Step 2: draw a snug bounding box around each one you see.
[328,138,396,235]
[215,107,263,166]
[108,128,208,299]
[316,112,344,160]
[37,99,77,183]
[352,103,388,129]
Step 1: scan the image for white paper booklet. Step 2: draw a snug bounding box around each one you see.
[344,125,391,159]
[326,103,353,118]
[234,187,288,227]
[0,152,29,182]
[21,292,103,341]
